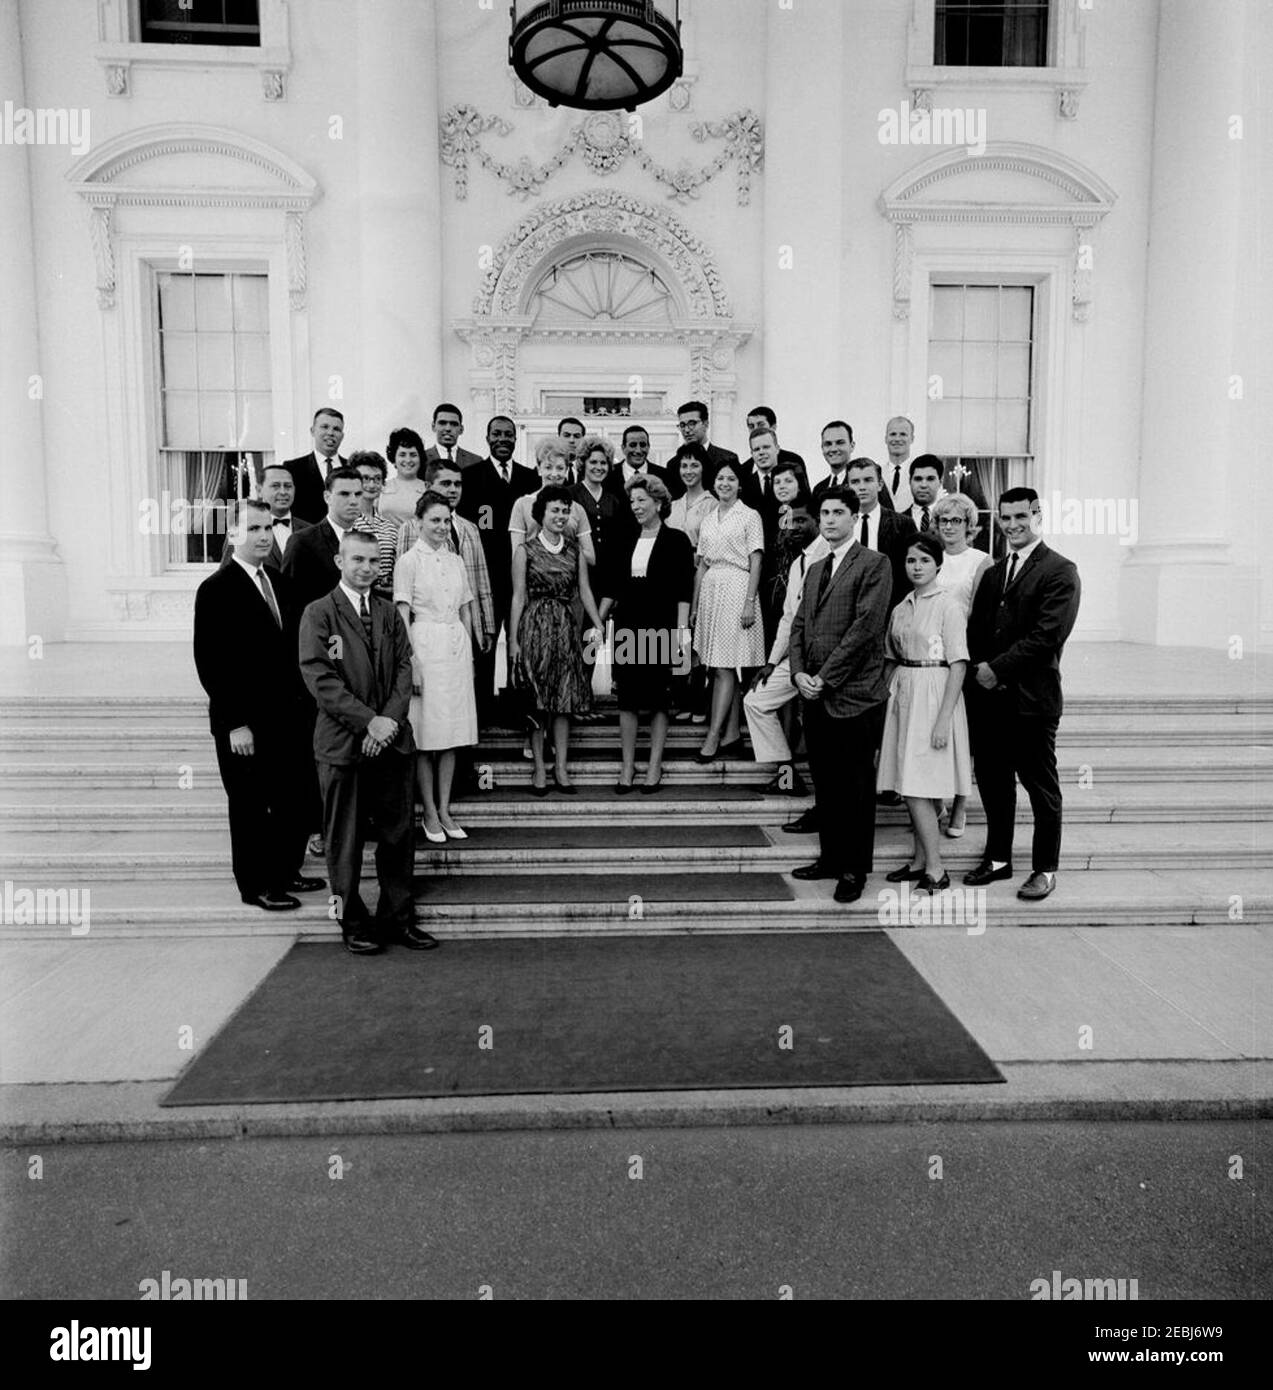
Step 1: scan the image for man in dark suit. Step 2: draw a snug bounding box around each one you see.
[604,424,674,499]
[281,466,367,613]
[220,463,309,573]
[298,530,437,955]
[283,407,348,523]
[424,402,484,472]
[556,416,586,483]
[677,400,747,487]
[788,488,894,904]
[964,487,1081,901]
[194,499,324,912]
[745,425,784,540]
[457,415,539,720]
[810,419,855,511]
[907,453,992,554]
[746,405,806,477]
[845,458,918,607]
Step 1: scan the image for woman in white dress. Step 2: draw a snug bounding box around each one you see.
[690,460,765,761]
[667,443,714,548]
[933,492,993,837]
[394,492,477,843]
[378,426,429,526]
[878,532,973,893]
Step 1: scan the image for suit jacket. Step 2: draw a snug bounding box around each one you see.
[966,541,1081,720]
[298,588,415,765]
[789,543,893,719]
[193,560,305,736]
[425,443,485,472]
[220,515,310,575]
[704,443,747,487]
[603,461,674,500]
[457,457,540,593]
[874,506,920,607]
[283,453,345,524]
[280,518,348,614]
[603,521,695,623]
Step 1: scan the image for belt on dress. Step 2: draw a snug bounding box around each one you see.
[896,659,949,667]
[707,560,750,573]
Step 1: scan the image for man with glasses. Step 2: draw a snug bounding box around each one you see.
[677,400,746,488]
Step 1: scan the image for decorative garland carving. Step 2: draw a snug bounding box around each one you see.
[88,202,117,310]
[440,105,764,206]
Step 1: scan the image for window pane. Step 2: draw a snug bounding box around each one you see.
[233,275,269,332]
[158,275,195,330]
[161,332,198,390]
[234,333,271,390]
[998,343,1031,398]
[930,286,963,339]
[962,400,997,454]
[195,275,234,332]
[200,392,239,449]
[927,400,963,454]
[163,391,200,448]
[237,392,274,448]
[198,333,235,390]
[929,342,963,397]
[1000,286,1033,339]
[963,286,998,340]
[997,402,1030,454]
[963,343,997,398]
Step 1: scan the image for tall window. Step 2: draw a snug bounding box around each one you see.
[927,283,1034,555]
[156,272,273,565]
[139,0,261,47]
[935,0,1049,66]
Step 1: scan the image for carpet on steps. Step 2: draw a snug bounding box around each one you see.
[412,871,793,905]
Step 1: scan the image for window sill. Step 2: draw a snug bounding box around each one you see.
[95,43,292,100]
[905,65,1088,118]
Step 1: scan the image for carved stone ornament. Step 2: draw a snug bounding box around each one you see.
[1057,87,1080,120]
[262,69,286,102]
[105,63,130,97]
[440,104,764,206]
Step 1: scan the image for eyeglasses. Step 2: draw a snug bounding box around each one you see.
[936,517,966,527]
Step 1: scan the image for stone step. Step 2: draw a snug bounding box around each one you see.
[1,821,1265,876]
[0,868,1265,939]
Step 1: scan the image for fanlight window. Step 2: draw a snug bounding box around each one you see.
[530,251,675,326]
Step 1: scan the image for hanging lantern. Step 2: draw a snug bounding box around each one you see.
[510,1,683,112]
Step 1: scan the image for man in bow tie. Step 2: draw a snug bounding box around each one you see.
[220,463,309,573]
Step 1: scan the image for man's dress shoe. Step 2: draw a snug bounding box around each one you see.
[399,922,440,950]
[243,892,301,912]
[342,927,385,956]
[763,768,809,796]
[1017,871,1057,901]
[289,876,326,893]
[963,861,1014,887]
[791,861,839,881]
[833,875,866,904]
[782,812,819,834]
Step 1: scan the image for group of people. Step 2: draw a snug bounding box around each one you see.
[193,395,1080,954]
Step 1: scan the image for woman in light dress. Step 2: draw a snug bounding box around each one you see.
[932,492,993,836]
[394,492,477,843]
[667,443,714,548]
[378,426,429,526]
[878,532,973,893]
[690,459,765,761]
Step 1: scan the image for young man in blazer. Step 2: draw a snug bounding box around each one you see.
[299,529,437,955]
[457,415,539,720]
[964,487,1081,901]
[284,407,348,523]
[788,488,894,903]
[845,458,918,608]
[219,463,309,574]
[281,466,368,613]
[677,400,747,487]
[604,424,675,499]
[194,499,324,911]
[423,402,484,472]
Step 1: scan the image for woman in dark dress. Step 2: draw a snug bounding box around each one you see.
[599,476,694,794]
[509,485,605,795]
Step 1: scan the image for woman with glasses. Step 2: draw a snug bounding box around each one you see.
[349,450,400,601]
[932,493,993,837]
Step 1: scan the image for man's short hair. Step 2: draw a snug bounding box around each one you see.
[556,416,585,435]
[239,497,271,520]
[386,427,426,461]
[747,405,777,428]
[261,462,293,480]
[531,484,575,525]
[887,414,915,432]
[999,486,1040,511]
[622,424,649,446]
[338,529,378,555]
[312,407,344,425]
[748,426,777,446]
[847,457,884,482]
[487,415,517,437]
[677,400,709,422]
[786,497,816,520]
[909,452,945,479]
[425,458,463,484]
[349,450,387,480]
[818,487,855,511]
[821,419,854,443]
[324,465,362,489]
[432,402,463,425]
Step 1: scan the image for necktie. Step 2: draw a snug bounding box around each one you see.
[799,553,806,579]
[816,556,834,603]
[446,447,454,463]
[892,466,901,496]
[500,462,510,485]
[256,569,281,628]
[449,522,460,553]
[359,593,373,642]
[1004,552,1019,594]
[920,506,931,531]
[860,515,869,548]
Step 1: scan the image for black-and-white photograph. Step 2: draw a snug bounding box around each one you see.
[1,0,1269,1335]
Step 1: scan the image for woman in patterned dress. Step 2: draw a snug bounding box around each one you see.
[690,460,765,762]
[509,486,605,795]
[877,532,973,893]
[393,492,477,843]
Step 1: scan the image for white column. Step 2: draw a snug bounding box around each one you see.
[355,0,445,447]
[0,0,65,644]
[1123,0,1254,645]
[761,0,843,479]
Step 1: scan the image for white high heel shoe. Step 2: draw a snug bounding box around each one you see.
[422,823,446,844]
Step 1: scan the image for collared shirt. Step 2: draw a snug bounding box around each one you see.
[621,461,648,485]
[270,513,295,551]
[337,580,373,621]
[826,535,857,580]
[767,534,831,665]
[394,513,495,645]
[230,553,277,614]
[855,504,882,551]
[908,488,948,530]
[1004,536,1042,582]
[886,460,914,512]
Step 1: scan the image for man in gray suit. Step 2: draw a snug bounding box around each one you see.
[788,487,894,904]
[298,530,438,956]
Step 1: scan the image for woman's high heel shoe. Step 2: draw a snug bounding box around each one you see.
[551,767,578,795]
[885,864,924,883]
[917,872,951,893]
[421,824,446,844]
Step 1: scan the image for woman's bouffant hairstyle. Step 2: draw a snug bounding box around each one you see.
[579,434,615,466]
[626,473,672,519]
[531,484,575,525]
[906,530,945,569]
[414,488,453,520]
[931,491,979,539]
[535,436,571,469]
[386,427,426,462]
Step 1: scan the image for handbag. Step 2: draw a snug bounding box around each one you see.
[590,619,614,699]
